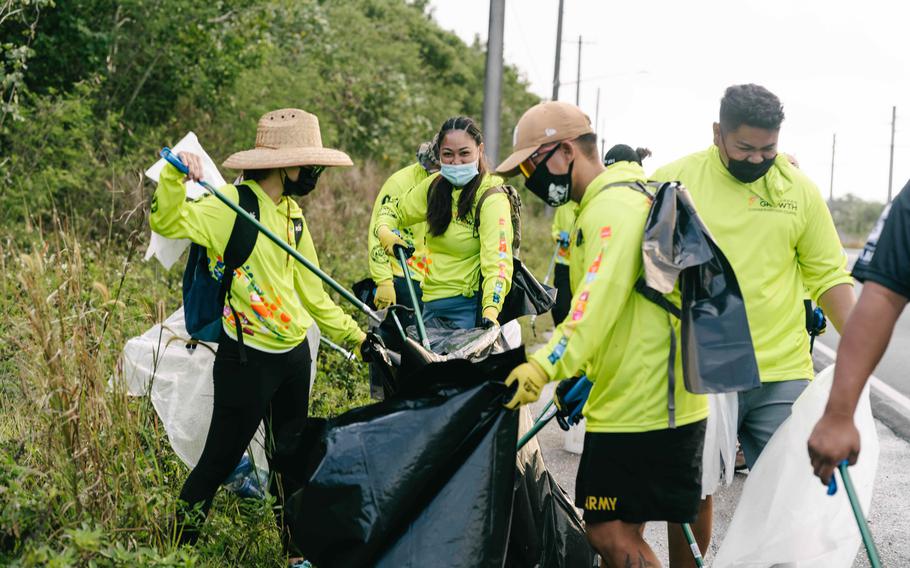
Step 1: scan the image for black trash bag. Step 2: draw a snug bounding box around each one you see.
[283,350,524,568]
[634,181,760,394]
[506,438,598,567]
[497,257,558,325]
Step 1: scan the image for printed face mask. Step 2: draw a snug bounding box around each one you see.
[439,161,480,187]
[525,146,572,207]
[283,166,324,196]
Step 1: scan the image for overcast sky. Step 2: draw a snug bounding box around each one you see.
[429,0,910,203]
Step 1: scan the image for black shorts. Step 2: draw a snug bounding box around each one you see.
[575,419,706,524]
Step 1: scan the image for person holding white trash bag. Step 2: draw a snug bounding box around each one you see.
[150,108,366,558]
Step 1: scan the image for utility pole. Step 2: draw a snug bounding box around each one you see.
[575,35,583,106]
[888,105,896,203]
[551,0,564,101]
[829,133,836,202]
[483,0,505,166]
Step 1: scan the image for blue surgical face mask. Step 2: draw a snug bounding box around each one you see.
[439,160,479,187]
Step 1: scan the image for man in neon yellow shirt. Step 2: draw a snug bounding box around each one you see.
[652,84,855,567]
[496,101,708,567]
[549,202,576,325]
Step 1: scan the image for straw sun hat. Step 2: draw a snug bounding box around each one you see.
[222,108,353,170]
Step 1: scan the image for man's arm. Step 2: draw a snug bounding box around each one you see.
[808,282,906,484]
[817,282,855,333]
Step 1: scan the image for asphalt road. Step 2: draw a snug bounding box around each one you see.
[530,382,910,567]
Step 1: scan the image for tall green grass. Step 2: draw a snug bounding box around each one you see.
[0,162,554,565]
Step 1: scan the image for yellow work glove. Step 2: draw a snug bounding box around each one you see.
[481,307,500,326]
[353,331,368,361]
[375,279,396,310]
[377,226,409,256]
[504,359,549,410]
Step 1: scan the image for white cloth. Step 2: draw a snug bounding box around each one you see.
[714,365,879,568]
[701,392,739,498]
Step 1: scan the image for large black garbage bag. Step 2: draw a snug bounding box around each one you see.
[283,350,524,568]
[506,425,598,568]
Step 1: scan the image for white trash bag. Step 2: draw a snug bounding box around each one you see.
[120,307,320,483]
[143,132,227,270]
[714,365,879,568]
[701,392,739,498]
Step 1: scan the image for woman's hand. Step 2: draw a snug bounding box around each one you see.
[176,151,205,183]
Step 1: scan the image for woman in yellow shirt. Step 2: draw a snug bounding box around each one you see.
[376,116,514,329]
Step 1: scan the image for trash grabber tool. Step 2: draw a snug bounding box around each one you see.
[828,460,882,568]
[529,243,560,334]
[681,523,705,567]
[160,147,382,325]
[516,376,589,451]
[320,336,356,362]
[394,244,430,349]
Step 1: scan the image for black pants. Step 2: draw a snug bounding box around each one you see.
[176,332,311,550]
[552,263,572,326]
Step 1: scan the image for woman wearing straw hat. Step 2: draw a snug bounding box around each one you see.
[375,116,514,329]
[150,108,366,557]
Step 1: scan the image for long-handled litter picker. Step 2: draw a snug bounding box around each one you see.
[393,244,430,350]
[160,148,383,328]
[827,460,882,568]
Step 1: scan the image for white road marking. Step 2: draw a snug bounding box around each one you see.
[814,340,910,415]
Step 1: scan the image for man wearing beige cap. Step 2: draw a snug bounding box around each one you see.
[496,101,708,567]
[151,108,366,559]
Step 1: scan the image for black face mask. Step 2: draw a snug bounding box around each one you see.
[282,166,324,196]
[720,134,776,183]
[525,146,573,207]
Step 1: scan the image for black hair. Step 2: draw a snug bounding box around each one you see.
[426,116,487,237]
[719,84,785,131]
[604,144,653,166]
[571,132,600,160]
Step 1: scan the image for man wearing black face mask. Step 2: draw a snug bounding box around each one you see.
[496,101,709,568]
[653,84,856,567]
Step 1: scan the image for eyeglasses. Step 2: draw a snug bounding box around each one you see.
[518,144,559,178]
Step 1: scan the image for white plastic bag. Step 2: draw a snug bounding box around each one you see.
[701,392,739,498]
[143,132,227,269]
[714,365,879,568]
[120,307,321,475]
[563,417,585,454]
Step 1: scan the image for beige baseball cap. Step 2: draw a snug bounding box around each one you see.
[495,101,594,177]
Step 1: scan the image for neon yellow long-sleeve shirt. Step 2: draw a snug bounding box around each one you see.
[150,164,364,353]
[376,172,513,312]
[652,146,852,383]
[550,202,578,266]
[530,162,708,433]
[368,162,430,283]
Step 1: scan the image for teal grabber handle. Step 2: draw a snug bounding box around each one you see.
[160,148,382,325]
[394,244,430,350]
[828,460,882,568]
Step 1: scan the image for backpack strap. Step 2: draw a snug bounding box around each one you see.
[293,217,304,246]
[472,186,506,238]
[218,182,260,361]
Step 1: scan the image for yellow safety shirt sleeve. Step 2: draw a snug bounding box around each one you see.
[477,192,514,312]
[150,163,234,251]
[797,187,854,300]
[368,163,429,283]
[376,173,432,233]
[368,189,395,283]
[530,205,639,381]
[294,219,366,348]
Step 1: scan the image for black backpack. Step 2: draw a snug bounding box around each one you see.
[605,180,761,426]
[182,183,303,349]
